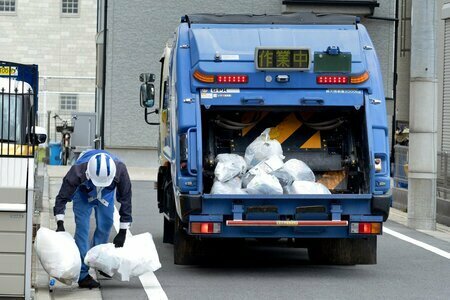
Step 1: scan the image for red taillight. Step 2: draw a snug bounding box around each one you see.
[359,222,372,234]
[350,222,382,234]
[316,75,349,84]
[217,75,248,84]
[190,222,221,234]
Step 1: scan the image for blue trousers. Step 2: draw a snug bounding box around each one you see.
[73,192,114,281]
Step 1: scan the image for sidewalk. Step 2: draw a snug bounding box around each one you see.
[33,165,158,300]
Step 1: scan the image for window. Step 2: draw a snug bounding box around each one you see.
[60,94,78,111]
[62,0,78,15]
[0,0,16,13]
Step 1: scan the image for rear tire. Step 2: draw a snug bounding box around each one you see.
[163,217,174,244]
[308,237,377,265]
[173,215,199,265]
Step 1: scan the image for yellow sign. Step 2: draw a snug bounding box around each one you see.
[0,66,18,76]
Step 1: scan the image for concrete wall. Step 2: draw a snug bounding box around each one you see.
[0,0,97,135]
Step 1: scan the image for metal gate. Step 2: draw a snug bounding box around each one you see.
[0,61,38,299]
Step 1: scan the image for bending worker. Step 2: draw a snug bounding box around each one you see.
[53,149,132,289]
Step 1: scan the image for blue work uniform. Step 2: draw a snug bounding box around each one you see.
[53,149,132,281]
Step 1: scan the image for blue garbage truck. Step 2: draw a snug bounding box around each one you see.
[140,13,391,265]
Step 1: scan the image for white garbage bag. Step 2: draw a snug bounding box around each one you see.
[214,153,247,182]
[246,172,283,195]
[244,128,284,168]
[242,155,284,188]
[35,227,81,285]
[281,159,316,182]
[270,169,295,187]
[284,181,331,195]
[211,177,247,194]
[85,232,161,281]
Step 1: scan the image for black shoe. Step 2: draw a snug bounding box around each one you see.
[78,275,101,289]
[98,270,112,279]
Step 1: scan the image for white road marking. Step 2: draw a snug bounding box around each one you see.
[384,227,450,260]
[114,208,168,300]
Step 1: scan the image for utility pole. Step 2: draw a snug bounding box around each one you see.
[407,0,438,230]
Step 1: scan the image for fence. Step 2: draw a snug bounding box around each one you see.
[0,62,37,157]
[392,145,450,226]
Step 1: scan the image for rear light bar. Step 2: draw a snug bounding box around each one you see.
[316,71,370,85]
[190,222,221,234]
[226,220,348,227]
[350,222,381,234]
[316,75,348,84]
[193,70,248,84]
[217,75,248,84]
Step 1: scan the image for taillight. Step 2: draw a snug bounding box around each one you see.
[190,222,221,234]
[217,75,248,84]
[316,75,349,84]
[193,70,248,84]
[193,70,215,83]
[350,222,382,234]
[350,71,370,84]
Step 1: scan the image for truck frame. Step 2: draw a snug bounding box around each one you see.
[140,13,391,265]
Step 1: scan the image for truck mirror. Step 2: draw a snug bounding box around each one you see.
[140,83,155,108]
[139,73,156,83]
[28,126,47,145]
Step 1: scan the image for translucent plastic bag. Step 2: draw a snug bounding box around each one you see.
[281,159,315,182]
[244,129,284,168]
[270,169,295,187]
[85,232,161,281]
[35,227,81,285]
[246,172,283,195]
[284,181,331,195]
[211,177,247,194]
[242,155,284,188]
[214,153,247,182]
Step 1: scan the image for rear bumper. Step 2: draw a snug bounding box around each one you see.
[177,193,387,238]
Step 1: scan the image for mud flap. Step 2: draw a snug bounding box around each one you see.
[307,236,377,265]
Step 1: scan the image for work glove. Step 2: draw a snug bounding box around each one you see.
[113,229,126,248]
[56,220,65,232]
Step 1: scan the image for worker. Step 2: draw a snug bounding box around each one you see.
[53,149,132,289]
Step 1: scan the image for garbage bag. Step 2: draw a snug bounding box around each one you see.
[85,232,161,281]
[270,169,295,187]
[281,159,315,182]
[242,155,284,188]
[244,128,284,168]
[214,153,247,182]
[35,227,81,285]
[211,177,247,194]
[284,181,331,195]
[246,172,283,195]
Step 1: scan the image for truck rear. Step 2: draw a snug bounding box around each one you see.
[140,13,391,265]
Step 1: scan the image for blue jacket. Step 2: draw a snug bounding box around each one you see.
[53,150,132,223]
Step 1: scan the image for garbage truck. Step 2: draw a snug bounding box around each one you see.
[0,61,46,298]
[139,13,391,265]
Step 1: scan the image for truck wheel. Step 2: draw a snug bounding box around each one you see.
[308,237,377,265]
[163,217,174,244]
[173,216,198,265]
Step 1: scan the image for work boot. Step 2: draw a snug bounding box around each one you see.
[98,270,112,279]
[78,275,101,289]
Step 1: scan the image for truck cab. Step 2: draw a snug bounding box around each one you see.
[141,13,391,265]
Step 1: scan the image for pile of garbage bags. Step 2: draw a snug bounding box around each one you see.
[211,128,331,195]
[35,228,161,284]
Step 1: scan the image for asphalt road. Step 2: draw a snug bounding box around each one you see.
[99,181,450,300]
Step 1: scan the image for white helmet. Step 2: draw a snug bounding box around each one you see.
[86,153,117,187]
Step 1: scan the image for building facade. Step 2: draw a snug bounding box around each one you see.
[97,0,396,167]
[0,0,97,141]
